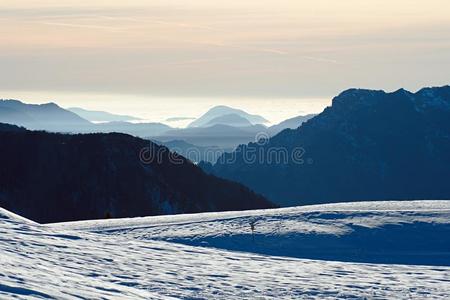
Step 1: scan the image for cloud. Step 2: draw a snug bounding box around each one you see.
[39,21,127,32]
[188,41,288,56]
[1,1,449,99]
[300,56,342,65]
[128,57,233,70]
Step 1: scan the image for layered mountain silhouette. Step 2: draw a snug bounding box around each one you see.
[188,105,268,128]
[88,121,171,137]
[0,123,273,223]
[1,99,321,160]
[152,106,269,150]
[204,86,450,206]
[204,113,253,127]
[158,113,316,163]
[0,99,171,137]
[153,106,317,151]
[267,114,316,135]
[154,124,267,149]
[0,99,90,131]
[68,107,141,122]
[165,117,196,122]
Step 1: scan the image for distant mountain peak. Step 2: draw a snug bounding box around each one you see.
[188,105,268,128]
[204,113,253,127]
[0,98,91,131]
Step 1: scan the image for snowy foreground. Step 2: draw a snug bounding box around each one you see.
[1,201,450,299]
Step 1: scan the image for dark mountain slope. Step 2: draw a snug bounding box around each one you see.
[206,86,450,206]
[0,123,26,132]
[0,124,273,223]
[157,140,232,163]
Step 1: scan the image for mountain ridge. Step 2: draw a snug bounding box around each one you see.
[205,85,450,206]
[0,99,91,130]
[204,113,253,127]
[0,123,274,223]
[0,99,172,137]
[68,107,141,122]
[188,105,268,128]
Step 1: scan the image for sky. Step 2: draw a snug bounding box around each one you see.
[1,1,449,124]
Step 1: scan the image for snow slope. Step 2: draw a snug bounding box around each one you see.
[1,201,450,299]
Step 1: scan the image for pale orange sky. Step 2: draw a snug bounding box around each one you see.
[0,1,449,121]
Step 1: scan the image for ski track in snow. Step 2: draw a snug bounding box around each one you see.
[0,200,449,299]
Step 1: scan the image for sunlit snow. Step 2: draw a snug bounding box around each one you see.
[1,201,450,299]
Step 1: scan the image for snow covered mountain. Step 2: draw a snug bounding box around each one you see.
[1,200,449,299]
